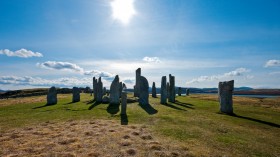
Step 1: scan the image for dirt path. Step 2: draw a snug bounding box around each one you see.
[0,120,191,157]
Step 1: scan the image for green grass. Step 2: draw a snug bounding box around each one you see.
[0,93,279,156]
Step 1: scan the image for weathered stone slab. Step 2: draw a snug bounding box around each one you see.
[139,76,149,105]
[218,80,234,114]
[160,76,167,104]
[134,68,141,97]
[93,77,97,100]
[168,74,175,103]
[47,86,57,105]
[121,92,127,115]
[96,77,103,103]
[152,82,156,98]
[110,75,120,105]
[72,87,80,102]
[186,88,190,96]
[119,82,123,98]
[103,87,106,96]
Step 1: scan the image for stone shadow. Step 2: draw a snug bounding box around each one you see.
[220,113,280,128]
[138,103,158,115]
[107,103,120,115]
[174,100,195,109]
[88,101,102,110]
[161,103,186,111]
[121,114,128,125]
[32,103,56,109]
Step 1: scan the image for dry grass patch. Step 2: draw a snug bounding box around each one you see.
[0,119,191,157]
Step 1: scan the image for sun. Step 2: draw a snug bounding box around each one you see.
[110,0,136,25]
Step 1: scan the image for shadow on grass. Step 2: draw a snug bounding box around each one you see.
[174,100,195,109]
[121,114,128,125]
[85,99,95,105]
[63,102,76,105]
[138,103,158,115]
[88,101,102,110]
[107,103,120,115]
[162,103,186,111]
[220,113,280,128]
[32,103,56,109]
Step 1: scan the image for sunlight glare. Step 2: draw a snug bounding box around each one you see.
[110,0,136,25]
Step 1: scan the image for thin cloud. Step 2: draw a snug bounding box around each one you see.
[0,49,43,58]
[142,57,161,63]
[37,61,84,72]
[269,71,280,75]
[186,68,251,84]
[264,60,280,67]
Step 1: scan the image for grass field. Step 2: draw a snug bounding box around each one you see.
[0,93,279,157]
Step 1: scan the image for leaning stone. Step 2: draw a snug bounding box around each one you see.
[72,87,80,102]
[178,87,182,96]
[110,75,120,105]
[218,80,234,114]
[47,86,57,105]
[160,76,167,104]
[152,82,156,98]
[139,76,149,105]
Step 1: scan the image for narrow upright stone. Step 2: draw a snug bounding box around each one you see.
[186,88,190,96]
[119,82,123,98]
[160,76,167,104]
[121,92,127,115]
[168,74,175,103]
[110,75,120,105]
[93,77,97,100]
[178,87,182,96]
[96,77,103,103]
[139,76,149,105]
[47,86,57,105]
[152,82,157,98]
[134,68,141,97]
[72,87,80,102]
[218,80,234,114]
[167,82,170,99]
[103,87,106,96]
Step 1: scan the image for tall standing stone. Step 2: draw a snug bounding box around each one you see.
[93,77,97,100]
[134,68,141,97]
[72,87,80,102]
[160,76,167,104]
[121,92,127,115]
[218,80,234,114]
[110,75,120,105]
[139,76,149,105]
[168,74,175,103]
[178,87,182,96]
[103,87,106,96]
[47,86,57,105]
[166,82,170,99]
[152,82,156,98]
[96,77,103,103]
[186,88,190,96]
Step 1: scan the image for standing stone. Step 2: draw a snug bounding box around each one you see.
[186,88,190,96]
[160,76,167,104]
[93,77,97,100]
[123,83,127,91]
[121,92,127,115]
[178,87,182,96]
[110,75,120,105]
[119,82,123,98]
[139,76,149,105]
[96,77,103,103]
[152,82,156,98]
[72,87,80,102]
[47,86,57,105]
[218,80,234,114]
[168,74,175,103]
[133,85,136,97]
[134,68,141,97]
[167,82,170,99]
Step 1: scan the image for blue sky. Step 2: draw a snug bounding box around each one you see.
[1,0,280,90]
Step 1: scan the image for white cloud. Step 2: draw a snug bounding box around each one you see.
[143,57,161,63]
[264,60,280,67]
[0,49,43,58]
[37,61,84,72]
[84,70,114,78]
[186,68,251,84]
[269,71,280,75]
